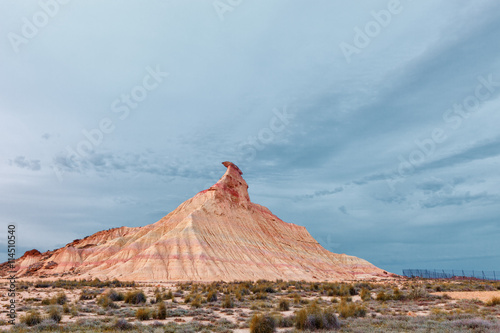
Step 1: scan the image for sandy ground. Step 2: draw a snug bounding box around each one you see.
[432,291,500,302]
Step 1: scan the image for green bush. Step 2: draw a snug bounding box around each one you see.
[278,299,290,311]
[55,291,67,305]
[79,289,99,300]
[47,306,62,323]
[113,318,132,330]
[376,291,389,301]
[250,313,276,333]
[107,289,125,301]
[190,294,202,308]
[295,303,340,330]
[392,287,403,300]
[125,290,147,304]
[360,288,371,301]
[407,285,429,300]
[20,310,42,326]
[135,307,151,321]
[156,301,167,320]
[206,290,218,302]
[41,298,52,305]
[336,299,366,318]
[222,294,234,308]
[97,295,116,308]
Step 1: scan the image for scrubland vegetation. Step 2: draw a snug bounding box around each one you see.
[1,278,499,332]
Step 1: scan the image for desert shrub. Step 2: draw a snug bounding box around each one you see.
[376,291,389,301]
[35,280,52,288]
[292,293,301,304]
[486,296,500,306]
[75,317,104,328]
[295,303,340,330]
[238,286,251,296]
[55,291,67,305]
[62,303,70,314]
[250,313,276,333]
[253,282,276,294]
[392,287,403,300]
[41,291,67,305]
[97,294,117,309]
[274,315,294,328]
[20,310,42,326]
[156,301,167,320]
[70,305,78,317]
[125,290,146,304]
[360,288,371,301]
[79,289,100,300]
[46,306,62,323]
[36,319,59,330]
[107,289,125,301]
[190,294,202,308]
[41,298,52,305]
[328,284,350,297]
[336,299,366,318]
[166,290,174,301]
[278,299,290,311]
[407,285,429,300]
[254,291,268,300]
[222,294,234,308]
[113,318,132,330]
[135,307,151,321]
[206,289,218,302]
[451,318,495,330]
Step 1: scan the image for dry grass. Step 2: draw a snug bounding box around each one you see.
[1,278,499,332]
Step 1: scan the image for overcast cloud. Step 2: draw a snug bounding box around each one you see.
[1,0,499,274]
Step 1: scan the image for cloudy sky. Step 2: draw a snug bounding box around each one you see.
[1,0,499,275]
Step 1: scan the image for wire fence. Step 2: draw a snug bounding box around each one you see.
[402,269,500,281]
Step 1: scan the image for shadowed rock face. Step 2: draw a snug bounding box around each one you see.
[5,162,386,281]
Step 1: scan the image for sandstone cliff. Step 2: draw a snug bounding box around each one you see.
[5,162,386,281]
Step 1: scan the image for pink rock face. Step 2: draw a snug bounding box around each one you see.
[5,162,386,281]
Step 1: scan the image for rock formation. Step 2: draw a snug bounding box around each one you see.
[4,162,386,281]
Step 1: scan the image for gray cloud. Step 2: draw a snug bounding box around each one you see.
[422,138,500,172]
[9,156,41,171]
[1,1,500,275]
[420,191,493,209]
[293,187,344,201]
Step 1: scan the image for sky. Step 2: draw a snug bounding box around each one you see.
[1,0,499,275]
